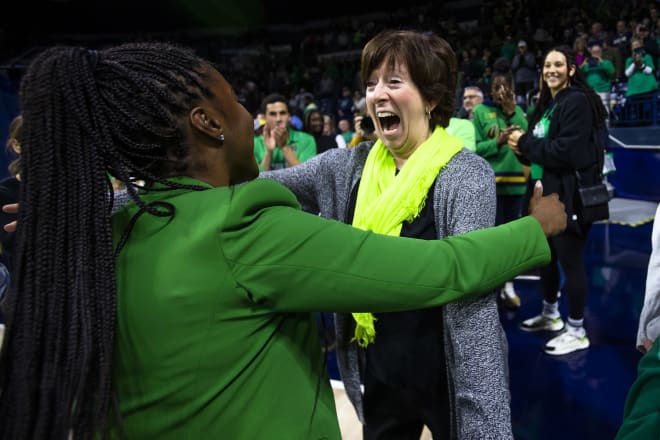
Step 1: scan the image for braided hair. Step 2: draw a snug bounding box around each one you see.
[0,42,218,439]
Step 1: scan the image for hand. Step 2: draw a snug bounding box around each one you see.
[507,129,524,153]
[354,115,365,138]
[641,337,655,353]
[3,203,18,232]
[496,126,515,146]
[262,124,277,152]
[528,181,567,237]
[273,125,289,148]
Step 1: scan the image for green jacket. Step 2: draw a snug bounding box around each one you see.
[581,59,615,93]
[254,127,317,170]
[111,177,549,439]
[472,102,529,195]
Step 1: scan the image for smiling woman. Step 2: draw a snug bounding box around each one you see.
[262,29,518,439]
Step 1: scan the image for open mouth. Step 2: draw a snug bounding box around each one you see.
[377,111,400,132]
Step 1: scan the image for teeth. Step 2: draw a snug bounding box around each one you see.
[376,112,396,117]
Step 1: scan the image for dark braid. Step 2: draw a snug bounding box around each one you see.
[0,42,216,439]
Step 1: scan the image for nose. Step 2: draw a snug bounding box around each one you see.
[370,81,388,102]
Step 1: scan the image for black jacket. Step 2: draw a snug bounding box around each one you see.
[518,86,602,234]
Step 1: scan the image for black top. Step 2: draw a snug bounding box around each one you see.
[518,86,602,234]
[347,178,446,392]
[313,134,339,155]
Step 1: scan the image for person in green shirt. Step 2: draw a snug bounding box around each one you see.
[625,38,658,97]
[254,93,317,171]
[472,73,530,309]
[581,42,615,120]
[0,41,566,440]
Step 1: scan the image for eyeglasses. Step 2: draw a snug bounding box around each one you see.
[463,95,480,100]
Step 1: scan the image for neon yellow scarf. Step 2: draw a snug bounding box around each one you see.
[351,126,463,347]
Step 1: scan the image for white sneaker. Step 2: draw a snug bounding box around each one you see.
[520,314,564,332]
[544,331,590,355]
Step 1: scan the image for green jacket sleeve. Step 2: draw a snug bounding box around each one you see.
[219,179,550,312]
[473,107,500,158]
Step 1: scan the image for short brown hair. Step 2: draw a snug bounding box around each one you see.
[360,30,457,128]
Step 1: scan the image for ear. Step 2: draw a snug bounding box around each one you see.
[569,64,577,78]
[189,106,224,143]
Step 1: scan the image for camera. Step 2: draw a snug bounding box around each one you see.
[587,57,598,67]
[634,47,646,56]
[361,115,375,135]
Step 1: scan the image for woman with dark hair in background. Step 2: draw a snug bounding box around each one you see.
[0,41,564,439]
[509,44,607,356]
[304,108,339,154]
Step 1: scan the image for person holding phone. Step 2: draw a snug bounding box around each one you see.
[624,38,658,98]
[580,43,615,120]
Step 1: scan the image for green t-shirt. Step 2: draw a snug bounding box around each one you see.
[530,105,555,179]
[254,127,317,170]
[110,177,549,439]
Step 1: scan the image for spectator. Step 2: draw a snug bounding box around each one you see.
[472,73,529,309]
[254,93,317,170]
[456,85,484,119]
[613,19,633,60]
[581,43,615,120]
[303,109,339,154]
[322,114,347,149]
[337,117,354,144]
[511,40,538,106]
[625,38,658,98]
[637,24,660,66]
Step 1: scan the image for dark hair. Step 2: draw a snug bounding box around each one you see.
[303,109,323,134]
[5,114,22,178]
[0,42,215,439]
[528,45,607,130]
[260,93,289,114]
[491,72,513,89]
[360,29,457,128]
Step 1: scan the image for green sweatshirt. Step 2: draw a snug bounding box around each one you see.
[472,103,529,195]
[111,176,549,439]
[581,59,615,93]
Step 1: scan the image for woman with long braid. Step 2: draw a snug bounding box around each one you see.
[0,42,565,439]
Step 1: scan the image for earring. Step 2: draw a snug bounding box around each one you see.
[219,134,225,143]
[427,111,431,120]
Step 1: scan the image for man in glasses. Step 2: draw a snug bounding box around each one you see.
[457,86,484,120]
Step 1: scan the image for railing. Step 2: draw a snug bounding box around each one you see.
[610,91,660,127]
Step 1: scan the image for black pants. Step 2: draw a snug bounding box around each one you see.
[361,308,450,440]
[540,227,591,320]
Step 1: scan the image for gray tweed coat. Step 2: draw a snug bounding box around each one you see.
[262,142,513,440]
